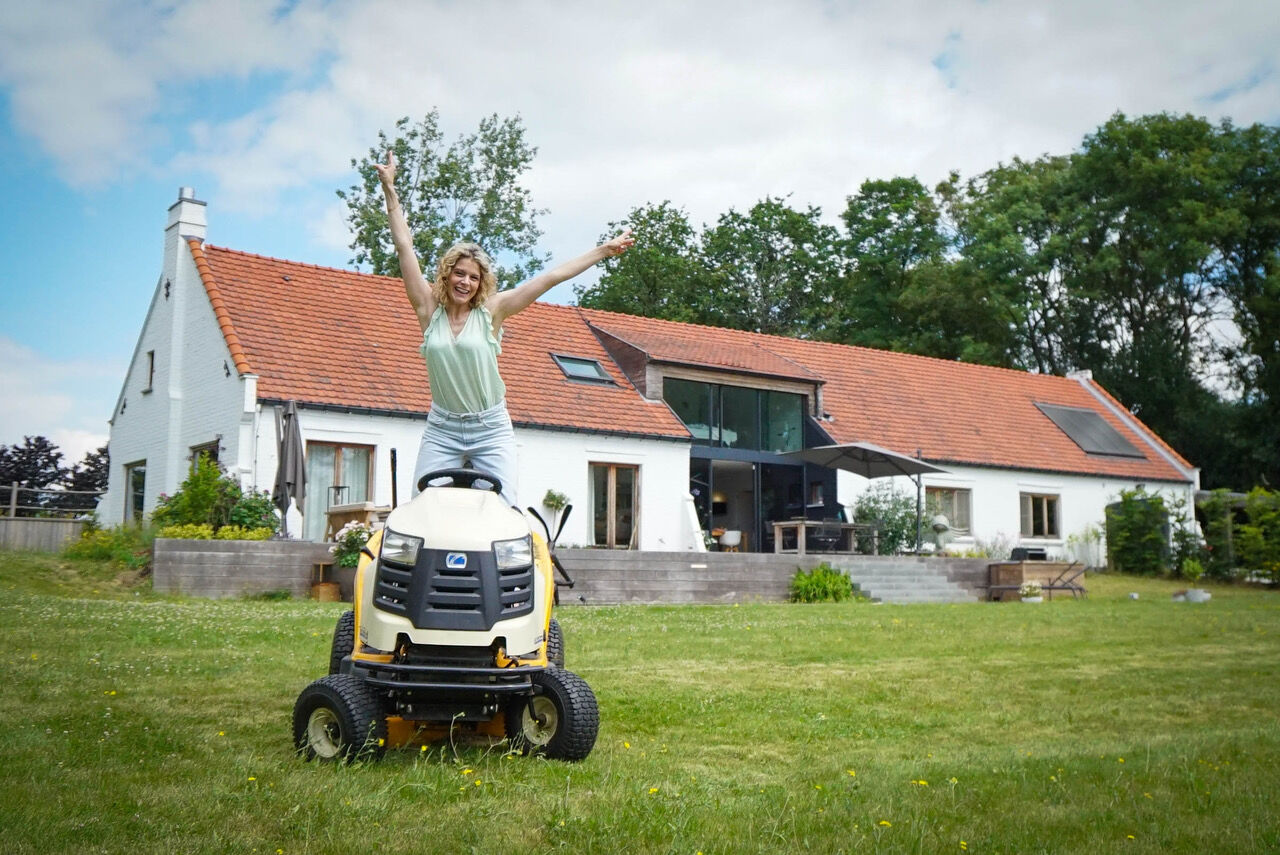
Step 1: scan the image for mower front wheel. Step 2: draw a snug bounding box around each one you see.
[505,668,598,761]
[293,674,386,762]
[546,618,565,668]
[329,610,355,674]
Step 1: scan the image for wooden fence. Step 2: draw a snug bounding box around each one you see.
[0,482,102,552]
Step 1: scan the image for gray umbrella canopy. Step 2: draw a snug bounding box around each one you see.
[273,401,307,533]
[780,442,947,479]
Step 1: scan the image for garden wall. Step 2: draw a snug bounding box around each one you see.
[0,518,87,552]
[153,539,990,604]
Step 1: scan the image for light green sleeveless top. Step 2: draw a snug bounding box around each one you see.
[419,304,506,413]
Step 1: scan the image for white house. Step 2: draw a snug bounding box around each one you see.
[102,189,1200,560]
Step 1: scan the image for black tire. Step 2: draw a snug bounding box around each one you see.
[546,618,565,668]
[329,610,355,675]
[505,668,598,761]
[293,674,387,762]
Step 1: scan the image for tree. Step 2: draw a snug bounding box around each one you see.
[699,197,841,336]
[0,436,66,516]
[576,202,709,321]
[338,110,548,289]
[49,445,109,514]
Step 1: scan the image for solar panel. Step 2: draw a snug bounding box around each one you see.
[1035,403,1146,458]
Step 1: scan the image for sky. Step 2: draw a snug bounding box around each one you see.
[1,0,1277,466]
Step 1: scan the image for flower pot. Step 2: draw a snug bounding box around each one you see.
[1021,596,1043,603]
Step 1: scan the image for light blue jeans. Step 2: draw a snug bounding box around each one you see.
[414,400,518,507]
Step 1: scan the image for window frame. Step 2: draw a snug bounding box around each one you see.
[926,486,972,534]
[124,461,146,524]
[589,462,639,549]
[551,354,616,385]
[1020,492,1060,538]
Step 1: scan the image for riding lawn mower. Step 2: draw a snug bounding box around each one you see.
[292,468,598,762]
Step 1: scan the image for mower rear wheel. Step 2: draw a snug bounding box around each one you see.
[329,610,355,674]
[293,674,386,762]
[547,618,565,668]
[505,668,598,761]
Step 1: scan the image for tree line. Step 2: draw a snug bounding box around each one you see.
[342,111,1279,492]
[0,437,108,516]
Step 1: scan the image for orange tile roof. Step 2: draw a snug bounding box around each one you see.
[191,243,689,439]
[582,308,1193,483]
[192,240,1193,482]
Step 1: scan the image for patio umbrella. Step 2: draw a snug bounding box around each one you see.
[273,401,306,536]
[780,442,947,479]
[780,443,947,551]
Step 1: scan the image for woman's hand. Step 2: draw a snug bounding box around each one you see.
[374,150,396,187]
[600,229,635,258]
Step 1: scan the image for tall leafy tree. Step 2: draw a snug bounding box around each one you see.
[576,202,709,321]
[700,197,841,336]
[1214,122,1280,487]
[338,110,548,288]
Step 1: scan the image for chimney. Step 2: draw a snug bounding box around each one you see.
[163,186,207,289]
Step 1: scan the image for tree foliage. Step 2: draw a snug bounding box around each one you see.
[339,110,548,289]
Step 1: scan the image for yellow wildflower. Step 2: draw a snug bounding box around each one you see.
[879,820,891,827]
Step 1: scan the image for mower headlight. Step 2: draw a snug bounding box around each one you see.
[493,535,533,569]
[380,530,422,567]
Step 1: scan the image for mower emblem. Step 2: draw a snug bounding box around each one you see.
[445,552,467,569]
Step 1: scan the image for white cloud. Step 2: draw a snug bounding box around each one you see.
[3,0,1278,242]
[0,337,116,464]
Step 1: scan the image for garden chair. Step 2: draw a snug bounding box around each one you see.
[807,518,845,553]
[1042,561,1086,599]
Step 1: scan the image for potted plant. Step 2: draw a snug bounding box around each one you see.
[330,520,373,568]
[1019,580,1044,603]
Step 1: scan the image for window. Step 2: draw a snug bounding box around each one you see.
[927,487,971,533]
[552,354,615,384]
[190,441,220,467]
[124,462,146,524]
[763,391,803,452]
[304,443,373,541]
[663,378,804,452]
[1020,493,1059,538]
[144,351,155,392]
[590,463,638,549]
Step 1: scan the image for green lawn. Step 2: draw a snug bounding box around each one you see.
[2,551,1278,854]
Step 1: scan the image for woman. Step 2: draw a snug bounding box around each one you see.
[376,151,634,506]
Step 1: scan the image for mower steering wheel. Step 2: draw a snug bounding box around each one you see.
[417,467,504,495]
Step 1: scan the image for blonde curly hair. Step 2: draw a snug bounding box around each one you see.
[433,242,498,309]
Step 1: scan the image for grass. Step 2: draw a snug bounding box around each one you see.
[1,551,1278,854]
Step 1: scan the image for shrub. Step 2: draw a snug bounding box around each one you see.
[1181,557,1205,582]
[229,489,279,533]
[790,562,855,603]
[151,453,279,535]
[1105,488,1172,576]
[1196,488,1239,579]
[851,483,917,554]
[64,525,154,571]
[157,523,214,540]
[214,525,274,541]
[1237,487,1280,584]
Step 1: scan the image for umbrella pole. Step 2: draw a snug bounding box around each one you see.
[914,449,923,552]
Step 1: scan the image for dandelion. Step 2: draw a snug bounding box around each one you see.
[421,745,427,752]
[960,842,968,851]
[462,768,473,776]
[624,742,631,749]
[218,731,225,737]
[911,779,928,787]
[949,777,958,784]
[1050,775,1057,782]
[847,769,856,777]
[1118,757,1125,764]
[1127,834,1135,840]
[1143,793,1153,799]
[248,777,256,782]
[879,820,892,827]
[649,787,659,794]
[474,780,482,786]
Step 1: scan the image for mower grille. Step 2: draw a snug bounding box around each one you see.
[373,548,535,631]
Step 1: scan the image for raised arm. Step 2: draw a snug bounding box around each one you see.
[488,230,634,326]
[375,151,436,330]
